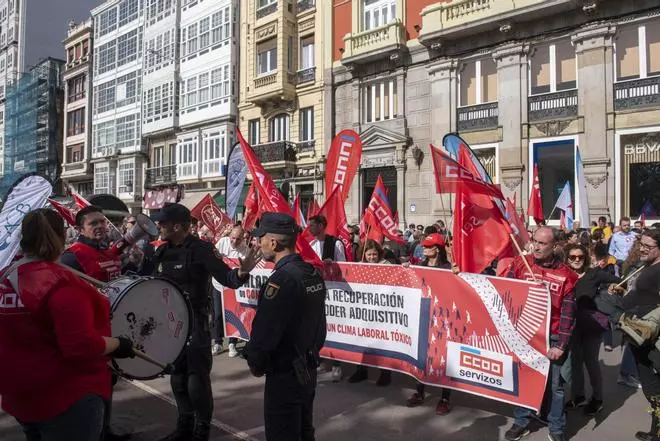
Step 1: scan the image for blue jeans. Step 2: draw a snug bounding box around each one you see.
[212,288,236,345]
[620,343,639,378]
[19,394,105,441]
[514,359,566,435]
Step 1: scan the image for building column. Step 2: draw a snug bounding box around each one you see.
[395,145,407,228]
[572,24,616,221]
[427,58,458,219]
[492,43,530,209]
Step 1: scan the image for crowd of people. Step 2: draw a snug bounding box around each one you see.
[2,203,660,441]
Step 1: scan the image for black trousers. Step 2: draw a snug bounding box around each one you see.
[264,370,317,441]
[631,344,660,439]
[171,314,214,424]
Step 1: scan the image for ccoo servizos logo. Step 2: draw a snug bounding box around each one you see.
[446,342,516,393]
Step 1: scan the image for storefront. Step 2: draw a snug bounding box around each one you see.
[616,128,660,221]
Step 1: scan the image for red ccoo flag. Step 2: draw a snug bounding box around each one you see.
[325,130,362,202]
[48,198,77,226]
[363,175,405,245]
[528,164,544,225]
[237,129,322,266]
[312,186,354,261]
[190,194,232,235]
[242,183,260,231]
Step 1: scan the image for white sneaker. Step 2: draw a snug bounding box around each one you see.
[331,366,342,382]
[212,343,221,356]
[228,343,238,358]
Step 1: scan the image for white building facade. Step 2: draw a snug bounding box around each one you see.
[91,0,145,211]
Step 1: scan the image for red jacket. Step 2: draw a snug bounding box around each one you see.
[0,260,111,422]
[501,255,578,350]
[67,241,122,282]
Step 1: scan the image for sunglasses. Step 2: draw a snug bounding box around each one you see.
[568,254,585,261]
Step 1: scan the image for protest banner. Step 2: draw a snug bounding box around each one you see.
[222,261,551,411]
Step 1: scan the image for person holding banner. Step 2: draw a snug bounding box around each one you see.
[347,240,393,387]
[403,233,453,415]
[244,212,327,441]
[502,227,578,441]
[0,209,136,441]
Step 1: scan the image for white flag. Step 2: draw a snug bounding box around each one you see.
[575,148,590,224]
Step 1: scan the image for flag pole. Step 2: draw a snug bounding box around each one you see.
[361,222,372,262]
[509,233,539,283]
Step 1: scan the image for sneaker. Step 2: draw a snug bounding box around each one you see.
[348,368,368,384]
[331,366,342,382]
[547,434,565,441]
[635,431,654,441]
[565,396,586,409]
[504,424,530,441]
[435,398,451,415]
[228,343,238,358]
[406,392,424,407]
[211,343,221,356]
[604,345,613,352]
[618,374,642,389]
[584,399,603,416]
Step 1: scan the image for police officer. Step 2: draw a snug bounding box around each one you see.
[244,212,327,441]
[152,203,261,441]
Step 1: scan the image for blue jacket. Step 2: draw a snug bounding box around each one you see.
[608,231,637,261]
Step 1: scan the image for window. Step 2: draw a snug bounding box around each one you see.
[211,7,232,44]
[93,121,115,156]
[248,119,260,145]
[145,29,175,72]
[115,115,138,150]
[117,29,140,67]
[258,0,277,8]
[257,39,277,75]
[202,129,227,176]
[67,47,75,64]
[67,109,85,136]
[180,64,231,111]
[95,81,116,114]
[152,146,164,168]
[288,36,294,72]
[115,71,140,108]
[146,0,174,24]
[143,81,175,123]
[168,143,176,165]
[269,114,290,142]
[459,58,498,106]
[118,0,139,27]
[530,40,576,95]
[94,164,110,194]
[362,79,397,123]
[118,160,135,193]
[300,36,315,69]
[199,17,211,50]
[533,139,575,221]
[97,8,117,37]
[66,144,84,163]
[188,23,198,55]
[67,75,86,102]
[299,107,314,141]
[616,23,660,81]
[83,40,89,58]
[96,41,117,75]
[177,136,199,178]
[363,0,396,31]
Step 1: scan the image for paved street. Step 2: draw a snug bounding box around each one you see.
[0,343,653,441]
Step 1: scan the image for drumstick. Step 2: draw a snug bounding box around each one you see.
[615,264,646,289]
[133,348,170,371]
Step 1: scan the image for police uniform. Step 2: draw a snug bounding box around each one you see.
[151,204,249,441]
[244,213,327,441]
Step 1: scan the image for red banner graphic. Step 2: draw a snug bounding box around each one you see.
[325,130,362,202]
[362,175,405,245]
[190,194,232,234]
[222,262,551,411]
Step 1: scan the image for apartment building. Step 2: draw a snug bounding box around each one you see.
[90,0,145,212]
[238,0,329,209]
[331,0,660,226]
[61,20,94,196]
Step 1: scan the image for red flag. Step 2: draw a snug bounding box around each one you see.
[307,200,320,222]
[312,186,354,261]
[430,145,504,199]
[243,183,260,231]
[506,196,530,248]
[48,198,77,226]
[452,148,511,274]
[528,164,544,225]
[363,175,405,245]
[65,184,90,210]
[325,130,362,201]
[190,194,232,235]
[292,193,307,228]
[237,129,322,266]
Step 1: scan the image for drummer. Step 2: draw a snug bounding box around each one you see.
[60,205,129,441]
[151,203,261,441]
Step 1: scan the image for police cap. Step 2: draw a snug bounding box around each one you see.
[151,203,191,223]
[252,212,299,237]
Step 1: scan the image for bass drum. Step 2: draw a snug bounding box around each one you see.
[103,276,192,380]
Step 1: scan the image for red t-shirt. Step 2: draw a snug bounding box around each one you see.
[0,260,111,422]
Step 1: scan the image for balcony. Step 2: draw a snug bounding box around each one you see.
[256,2,277,20]
[614,76,660,112]
[342,20,407,66]
[62,161,91,176]
[296,67,316,85]
[457,102,499,132]
[248,71,296,104]
[297,0,315,13]
[145,165,177,188]
[419,0,573,44]
[528,89,578,122]
[253,141,297,164]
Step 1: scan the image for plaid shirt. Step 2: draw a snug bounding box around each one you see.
[505,255,578,351]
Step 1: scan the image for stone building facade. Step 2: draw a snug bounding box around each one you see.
[331,0,660,227]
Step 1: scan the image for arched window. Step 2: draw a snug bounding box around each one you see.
[268,113,290,142]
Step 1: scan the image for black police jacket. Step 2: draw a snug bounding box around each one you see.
[153,234,248,313]
[245,253,327,375]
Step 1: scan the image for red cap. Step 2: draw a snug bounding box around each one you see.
[422,233,446,248]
